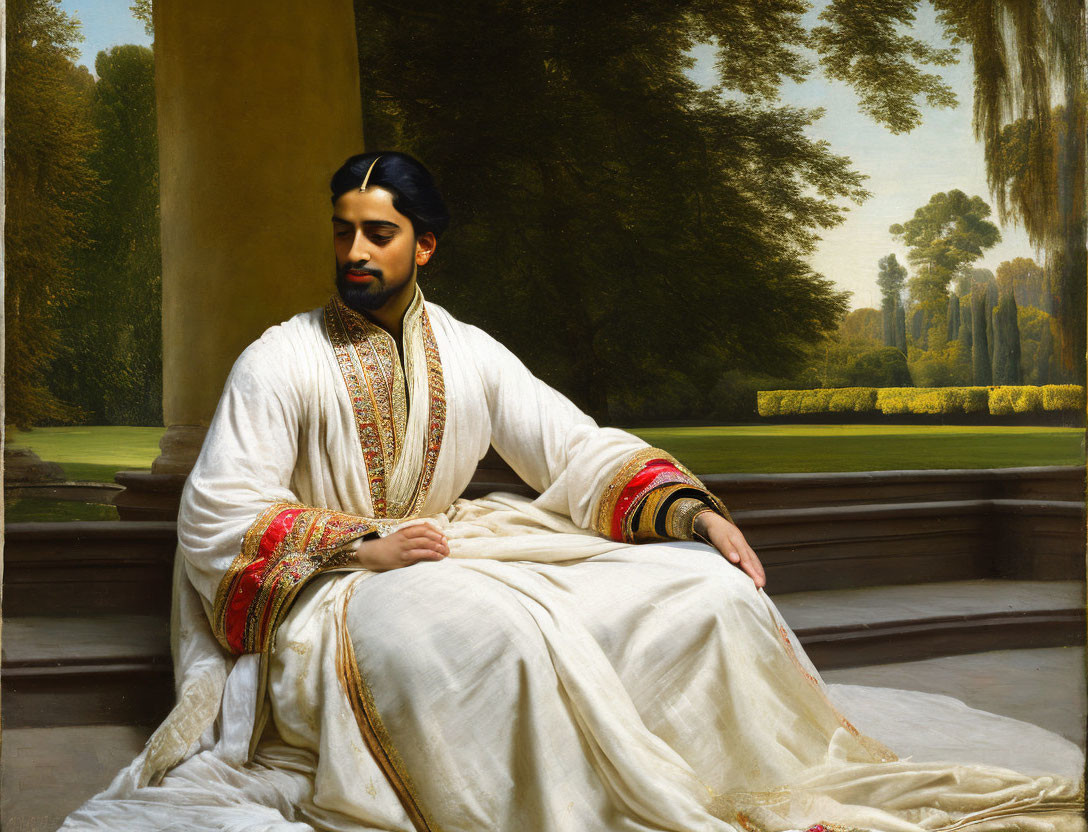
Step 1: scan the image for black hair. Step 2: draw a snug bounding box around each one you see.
[330,151,450,239]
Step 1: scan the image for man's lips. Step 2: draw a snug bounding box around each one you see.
[345,270,377,283]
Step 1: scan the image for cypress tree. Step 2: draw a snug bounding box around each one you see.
[882,296,896,347]
[895,299,907,354]
[947,294,960,340]
[910,308,926,345]
[972,292,992,385]
[993,292,1023,384]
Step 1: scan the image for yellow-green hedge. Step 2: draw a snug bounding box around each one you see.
[757,387,877,417]
[990,384,1087,414]
[758,385,1085,417]
[877,387,989,415]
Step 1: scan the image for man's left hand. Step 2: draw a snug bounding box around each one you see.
[694,512,766,589]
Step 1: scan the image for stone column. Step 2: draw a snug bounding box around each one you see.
[151,0,364,474]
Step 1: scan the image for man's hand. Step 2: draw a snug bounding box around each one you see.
[354,522,450,571]
[694,512,766,589]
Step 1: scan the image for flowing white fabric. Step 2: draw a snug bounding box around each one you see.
[60,295,1085,832]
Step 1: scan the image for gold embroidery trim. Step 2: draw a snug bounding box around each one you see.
[772,623,897,764]
[593,447,670,537]
[324,293,445,520]
[336,582,442,832]
[593,446,735,540]
[403,305,446,518]
[326,300,392,516]
[212,502,375,654]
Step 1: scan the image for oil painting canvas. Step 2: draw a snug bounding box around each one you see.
[2,1,1086,830]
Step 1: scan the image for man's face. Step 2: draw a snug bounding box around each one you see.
[332,186,427,313]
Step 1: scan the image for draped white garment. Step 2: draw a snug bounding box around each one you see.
[60,295,1085,832]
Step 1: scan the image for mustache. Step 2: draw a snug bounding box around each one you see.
[339,261,383,280]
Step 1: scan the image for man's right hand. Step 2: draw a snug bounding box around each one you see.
[353,522,450,571]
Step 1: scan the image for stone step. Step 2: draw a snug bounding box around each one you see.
[773,578,1085,668]
[5,498,1083,618]
[3,579,1082,729]
[113,464,1086,520]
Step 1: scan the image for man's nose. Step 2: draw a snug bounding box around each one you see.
[348,231,371,263]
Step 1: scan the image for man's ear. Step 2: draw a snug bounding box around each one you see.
[416,232,437,265]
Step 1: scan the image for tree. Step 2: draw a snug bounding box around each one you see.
[890,190,1001,314]
[992,292,1023,384]
[815,0,1086,379]
[839,307,882,344]
[876,253,907,347]
[354,0,867,421]
[971,290,992,385]
[894,298,907,354]
[844,346,913,386]
[954,266,996,298]
[996,257,1050,312]
[946,293,961,340]
[51,45,162,425]
[909,307,926,347]
[5,0,98,428]
[1017,305,1059,385]
[959,295,972,349]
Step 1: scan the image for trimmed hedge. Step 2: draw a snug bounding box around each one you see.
[877,387,989,415]
[757,387,877,417]
[757,385,1085,417]
[991,384,1087,414]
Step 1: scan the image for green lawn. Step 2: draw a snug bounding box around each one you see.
[7,426,164,482]
[7,424,1085,480]
[629,424,1085,474]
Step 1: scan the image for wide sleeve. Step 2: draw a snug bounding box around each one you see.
[177,334,378,656]
[465,324,733,543]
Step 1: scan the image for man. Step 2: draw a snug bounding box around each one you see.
[63,152,1083,832]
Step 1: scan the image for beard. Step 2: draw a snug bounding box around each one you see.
[335,260,401,313]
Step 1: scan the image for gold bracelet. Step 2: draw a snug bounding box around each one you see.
[665,497,712,541]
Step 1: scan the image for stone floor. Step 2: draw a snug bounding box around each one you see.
[2,646,1084,831]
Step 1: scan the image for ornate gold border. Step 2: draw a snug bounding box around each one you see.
[593,446,666,536]
[336,582,442,832]
[326,300,391,516]
[212,502,375,654]
[324,294,446,520]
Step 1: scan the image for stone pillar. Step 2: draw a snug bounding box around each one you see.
[151,0,364,474]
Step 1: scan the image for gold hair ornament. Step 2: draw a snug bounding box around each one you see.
[359,156,382,191]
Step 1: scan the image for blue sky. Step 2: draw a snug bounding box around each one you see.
[59,0,1036,311]
[58,0,151,74]
[687,3,1037,309]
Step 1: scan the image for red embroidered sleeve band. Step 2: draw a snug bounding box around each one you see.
[212,503,379,655]
[593,448,734,544]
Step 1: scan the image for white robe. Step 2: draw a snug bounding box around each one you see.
[61,292,1085,832]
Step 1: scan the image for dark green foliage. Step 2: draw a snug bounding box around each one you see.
[946,293,960,340]
[971,291,992,385]
[811,0,958,133]
[5,0,97,428]
[992,292,1022,384]
[881,297,896,347]
[960,298,973,349]
[894,299,907,353]
[844,346,913,386]
[890,190,1001,315]
[51,45,162,425]
[997,257,1050,311]
[354,0,866,421]
[910,308,926,346]
[876,253,907,347]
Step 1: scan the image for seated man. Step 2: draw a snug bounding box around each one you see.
[62,152,1083,832]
